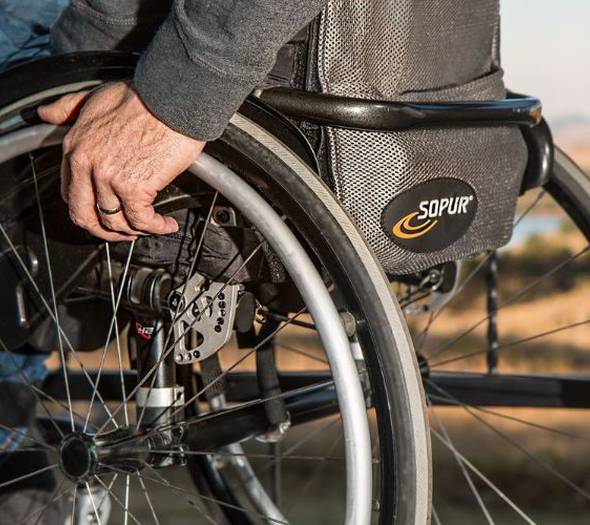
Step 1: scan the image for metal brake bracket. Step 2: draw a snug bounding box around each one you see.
[171,273,240,365]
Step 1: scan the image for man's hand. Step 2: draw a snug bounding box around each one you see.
[38,82,206,241]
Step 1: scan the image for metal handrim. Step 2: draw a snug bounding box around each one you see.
[0,123,373,525]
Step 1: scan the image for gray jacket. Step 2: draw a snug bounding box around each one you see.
[52,0,326,140]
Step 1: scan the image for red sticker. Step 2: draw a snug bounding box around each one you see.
[135,322,155,340]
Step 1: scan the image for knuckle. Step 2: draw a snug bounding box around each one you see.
[69,210,86,228]
[93,168,112,183]
[129,219,147,230]
[115,180,136,199]
[99,215,115,228]
[110,178,126,194]
[67,150,90,170]
[126,214,147,230]
[62,132,75,152]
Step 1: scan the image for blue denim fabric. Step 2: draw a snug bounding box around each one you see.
[0,0,67,452]
[0,0,67,70]
[0,353,49,453]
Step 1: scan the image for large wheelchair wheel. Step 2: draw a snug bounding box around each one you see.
[404,146,590,522]
[0,54,430,524]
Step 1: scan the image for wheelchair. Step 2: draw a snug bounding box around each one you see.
[0,13,588,525]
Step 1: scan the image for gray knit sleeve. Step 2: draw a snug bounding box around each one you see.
[51,0,171,53]
[133,0,326,141]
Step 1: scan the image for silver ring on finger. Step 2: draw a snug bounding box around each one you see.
[97,203,122,215]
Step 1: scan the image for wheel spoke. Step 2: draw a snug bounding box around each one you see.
[102,464,218,525]
[85,481,104,525]
[513,189,547,227]
[414,189,548,354]
[285,434,343,515]
[101,243,269,436]
[136,192,218,429]
[83,241,135,433]
[15,479,73,525]
[432,504,442,525]
[0,337,66,439]
[100,211,263,435]
[0,218,116,423]
[228,417,340,496]
[140,462,288,525]
[0,421,53,450]
[94,473,120,517]
[431,428,535,525]
[428,391,590,444]
[31,477,68,525]
[34,378,99,431]
[124,474,131,525]
[412,255,490,348]
[427,244,590,363]
[276,343,329,365]
[147,449,344,461]
[2,446,51,453]
[70,484,77,525]
[431,315,590,369]
[161,242,264,357]
[107,242,131,427]
[30,153,75,432]
[0,463,58,490]
[137,475,160,525]
[102,378,335,452]
[145,306,309,433]
[428,379,590,502]
[428,399,494,524]
[94,475,142,525]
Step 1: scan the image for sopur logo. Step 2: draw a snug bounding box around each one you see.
[417,194,475,220]
[381,179,478,253]
[393,195,475,239]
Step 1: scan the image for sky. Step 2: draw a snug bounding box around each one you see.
[501,0,590,125]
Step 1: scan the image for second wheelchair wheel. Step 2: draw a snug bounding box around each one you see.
[401,147,590,523]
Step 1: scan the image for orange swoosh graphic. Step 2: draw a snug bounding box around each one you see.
[392,212,438,239]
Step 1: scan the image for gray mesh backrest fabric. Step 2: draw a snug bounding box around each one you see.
[317,0,528,274]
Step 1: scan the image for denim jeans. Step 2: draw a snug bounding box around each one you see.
[0,0,67,69]
[0,0,67,452]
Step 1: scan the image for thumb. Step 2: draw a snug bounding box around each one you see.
[37,90,91,125]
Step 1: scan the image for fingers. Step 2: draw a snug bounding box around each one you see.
[64,150,175,239]
[37,91,92,125]
[66,154,136,242]
[120,198,179,235]
[50,82,188,241]
[84,221,137,243]
[93,175,144,235]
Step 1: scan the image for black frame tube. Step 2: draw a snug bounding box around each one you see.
[258,87,542,132]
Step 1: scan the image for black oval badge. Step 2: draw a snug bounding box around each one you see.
[381,178,477,253]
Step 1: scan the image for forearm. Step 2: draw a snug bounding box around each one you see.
[51,0,171,53]
[134,0,326,141]
[52,0,326,141]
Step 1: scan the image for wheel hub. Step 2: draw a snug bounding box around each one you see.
[59,433,98,482]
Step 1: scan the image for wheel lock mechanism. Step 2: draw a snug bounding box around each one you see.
[91,262,254,366]
[168,272,244,365]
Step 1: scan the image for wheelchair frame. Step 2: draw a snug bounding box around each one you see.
[1,52,583,440]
